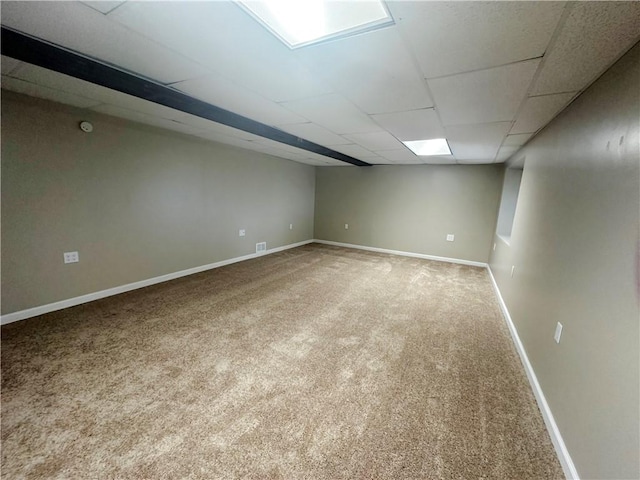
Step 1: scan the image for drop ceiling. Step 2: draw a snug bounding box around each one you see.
[1,1,638,167]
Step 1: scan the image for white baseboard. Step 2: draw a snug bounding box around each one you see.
[1,239,314,325]
[313,239,488,268]
[487,267,579,480]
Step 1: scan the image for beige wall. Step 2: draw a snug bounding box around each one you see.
[1,91,315,315]
[490,44,639,479]
[314,164,503,263]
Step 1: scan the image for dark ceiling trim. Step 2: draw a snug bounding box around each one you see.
[0,27,371,167]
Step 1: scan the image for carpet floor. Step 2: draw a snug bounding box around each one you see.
[1,243,564,479]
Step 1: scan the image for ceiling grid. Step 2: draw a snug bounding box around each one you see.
[1,1,638,166]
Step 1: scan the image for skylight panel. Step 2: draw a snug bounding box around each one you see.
[237,0,394,48]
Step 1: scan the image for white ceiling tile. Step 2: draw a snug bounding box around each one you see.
[457,158,500,165]
[331,144,375,159]
[241,142,295,160]
[1,75,102,109]
[303,151,350,166]
[0,1,209,84]
[281,94,383,134]
[532,2,640,95]
[252,140,356,166]
[109,1,332,102]
[360,155,390,165]
[289,150,346,166]
[231,56,333,104]
[511,92,576,134]
[81,1,126,15]
[177,114,263,141]
[10,63,190,122]
[313,157,350,167]
[278,123,351,146]
[345,132,404,151]
[376,149,421,164]
[172,76,306,127]
[445,122,512,162]
[422,156,458,165]
[503,133,533,147]
[429,59,540,126]
[10,63,108,98]
[296,27,433,114]
[299,158,328,166]
[391,2,565,78]
[323,162,353,167]
[253,138,312,156]
[90,104,205,137]
[1,56,22,76]
[191,131,257,151]
[371,108,445,141]
[495,146,521,164]
[296,158,325,166]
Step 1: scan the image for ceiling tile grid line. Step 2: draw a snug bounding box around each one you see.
[97,0,313,94]
[1,1,214,86]
[389,1,567,79]
[291,26,434,115]
[34,0,329,108]
[1,74,104,109]
[1,1,638,167]
[530,1,640,96]
[386,15,458,162]
[490,2,575,162]
[388,0,567,164]
[80,1,127,16]
[106,1,336,103]
[428,58,542,128]
[422,55,545,82]
[494,1,640,163]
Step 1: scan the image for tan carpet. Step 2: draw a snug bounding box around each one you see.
[1,243,564,479]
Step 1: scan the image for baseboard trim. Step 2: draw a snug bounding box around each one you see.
[487,266,579,480]
[313,239,488,268]
[1,239,314,325]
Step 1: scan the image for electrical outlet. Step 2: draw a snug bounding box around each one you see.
[63,251,79,264]
[239,229,245,237]
[446,234,455,242]
[289,223,293,230]
[554,322,563,343]
[345,224,349,230]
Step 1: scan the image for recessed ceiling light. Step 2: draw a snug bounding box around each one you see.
[402,139,452,156]
[237,0,394,49]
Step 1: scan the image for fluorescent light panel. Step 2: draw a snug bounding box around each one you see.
[403,138,452,156]
[237,0,394,48]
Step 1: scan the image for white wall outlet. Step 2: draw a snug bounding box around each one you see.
[289,223,293,230]
[239,229,245,237]
[510,265,515,277]
[63,251,79,264]
[256,242,267,254]
[344,223,349,230]
[554,322,563,343]
[446,234,455,242]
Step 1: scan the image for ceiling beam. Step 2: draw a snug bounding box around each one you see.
[0,27,371,167]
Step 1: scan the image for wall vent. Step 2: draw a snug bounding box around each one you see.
[256,242,267,254]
